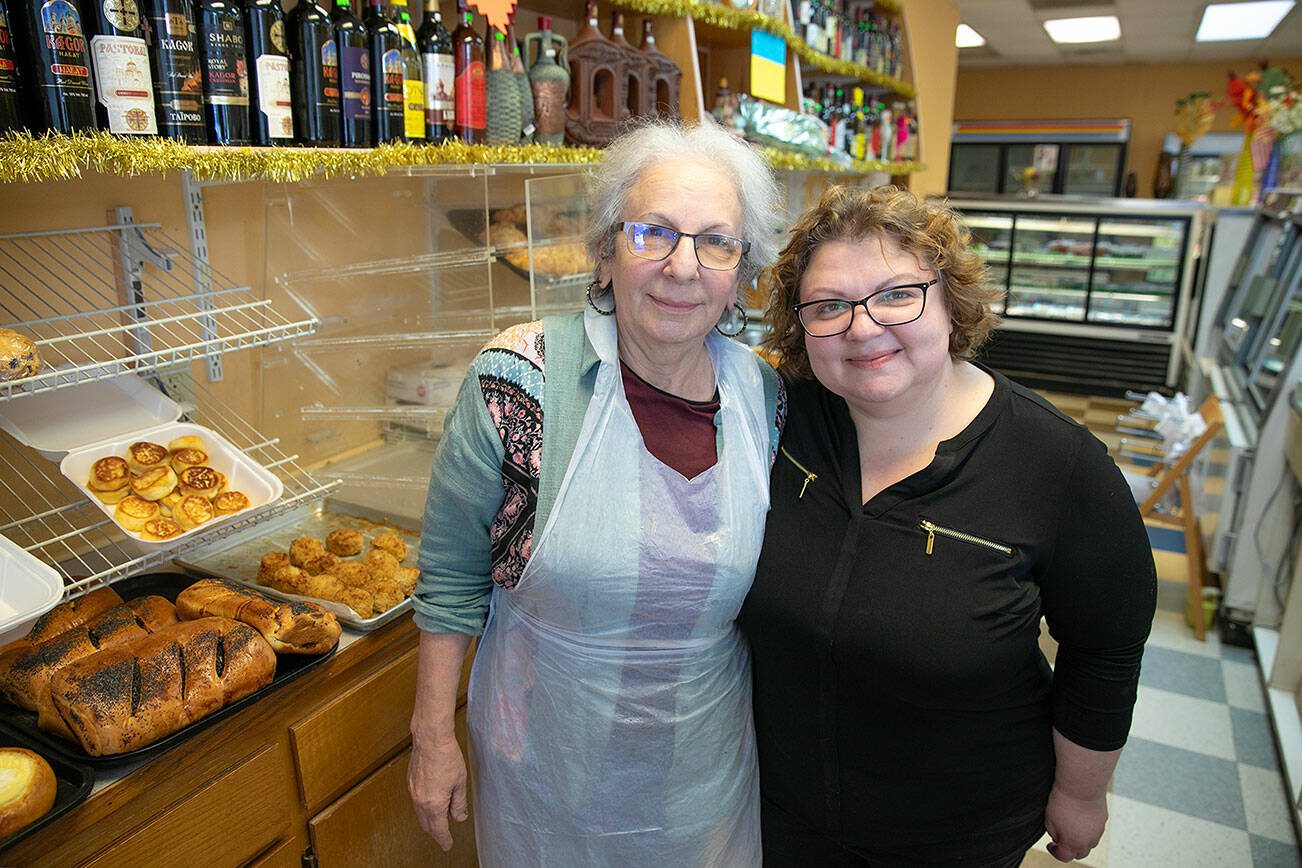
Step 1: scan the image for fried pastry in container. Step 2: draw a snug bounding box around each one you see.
[169,447,208,474]
[175,494,215,531]
[141,517,183,541]
[325,528,363,557]
[127,441,169,474]
[114,495,160,532]
[177,466,221,499]
[212,491,249,516]
[289,537,326,567]
[93,485,131,505]
[88,456,130,493]
[370,532,408,562]
[167,434,205,453]
[130,466,178,501]
[159,489,185,517]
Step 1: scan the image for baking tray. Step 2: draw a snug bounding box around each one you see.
[0,724,95,852]
[0,572,337,767]
[174,502,418,632]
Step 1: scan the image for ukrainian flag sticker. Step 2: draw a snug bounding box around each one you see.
[750,31,786,105]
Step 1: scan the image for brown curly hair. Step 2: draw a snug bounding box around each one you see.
[765,185,1002,379]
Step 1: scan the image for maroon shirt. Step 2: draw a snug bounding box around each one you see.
[620,361,720,480]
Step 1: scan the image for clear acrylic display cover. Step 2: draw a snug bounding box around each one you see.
[59,422,284,547]
[0,374,183,460]
[0,533,64,646]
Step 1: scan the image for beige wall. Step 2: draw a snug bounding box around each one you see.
[902,0,960,196]
[953,58,1302,197]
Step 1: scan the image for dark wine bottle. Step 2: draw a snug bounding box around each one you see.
[244,0,292,144]
[196,0,249,144]
[449,0,481,143]
[286,0,339,145]
[363,0,401,142]
[14,0,97,132]
[415,0,450,141]
[83,0,158,133]
[330,0,368,147]
[0,0,26,131]
[141,0,206,141]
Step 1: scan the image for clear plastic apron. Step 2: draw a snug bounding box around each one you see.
[468,309,770,867]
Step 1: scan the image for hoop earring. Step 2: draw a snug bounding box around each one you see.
[586,281,615,316]
[715,302,748,337]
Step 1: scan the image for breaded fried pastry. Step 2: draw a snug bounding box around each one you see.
[288,537,326,567]
[325,528,363,557]
[370,532,407,562]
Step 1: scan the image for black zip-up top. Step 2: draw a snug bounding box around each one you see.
[740,368,1156,865]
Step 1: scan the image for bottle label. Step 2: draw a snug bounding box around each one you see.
[382,46,403,106]
[254,52,292,137]
[321,38,339,99]
[0,9,20,96]
[403,75,422,136]
[101,0,139,32]
[149,9,203,128]
[453,58,484,129]
[421,51,452,123]
[340,43,368,119]
[90,34,158,132]
[203,15,248,105]
[38,0,93,96]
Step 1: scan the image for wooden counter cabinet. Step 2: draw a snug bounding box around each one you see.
[0,619,479,868]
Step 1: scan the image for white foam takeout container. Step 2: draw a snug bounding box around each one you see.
[59,421,284,548]
[0,533,65,646]
[0,374,184,460]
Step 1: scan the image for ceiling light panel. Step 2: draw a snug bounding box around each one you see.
[956,24,987,47]
[1196,1,1295,41]
[1043,15,1121,43]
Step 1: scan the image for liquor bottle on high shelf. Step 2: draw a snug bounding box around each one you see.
[83,0,158,134]
[330,0,368,147]
[286,0,339,145]
[391,0,422,141]
[449,0,482,144]
[483,23,517,145]
[142,0,206,141]
[196,0,248,143]
[506,17,533,142]
[363,0,402,142]
[415,0,451,141]
[14,0,97,132]
[0,0,25,131]
[244,0,292,144]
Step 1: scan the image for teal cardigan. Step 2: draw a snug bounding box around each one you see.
[413,310,783,635]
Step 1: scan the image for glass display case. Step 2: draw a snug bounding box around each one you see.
[950,195,1212,394]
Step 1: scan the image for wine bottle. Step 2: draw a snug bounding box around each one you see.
[83,0,158,134]
[330,0,368,147]
[196,0,247,143]
[415,0,450,141]
[395,6,422,140]
[141,0,205,141]
[363,0,402,142]
[15,0,97,132]
[0,0,25,131]
[286,0,339,144]
[244,0,291,144]
[449,0,481,143]
[483,24,516,145]
[505,17,531,142]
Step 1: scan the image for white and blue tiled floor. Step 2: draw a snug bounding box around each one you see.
[1019,393,1302,867]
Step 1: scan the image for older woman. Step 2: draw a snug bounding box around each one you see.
[741,186,1156,866]
[407,120,783,866]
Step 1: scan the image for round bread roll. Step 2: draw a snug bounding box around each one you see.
[141,517,183,541]
[211,490,249,516]
[177,466,221,499]
[325,528,363,557]
[115,495,161,532]
[175,494,215,531]
[129,466,178,501]
[166,434,205,453]
[88,456,130,493]
[127,441,169,473]
[289,537,326,568]
[0,329,42,383]
[370,532,408,562]
[169,447,209,474]
[0,747,56,838]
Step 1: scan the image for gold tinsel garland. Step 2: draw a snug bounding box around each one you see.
[0,131,919,184]
[760,146,922,176]
[610,0,914,99]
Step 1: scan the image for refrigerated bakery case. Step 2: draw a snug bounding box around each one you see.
[951,195,1212,394]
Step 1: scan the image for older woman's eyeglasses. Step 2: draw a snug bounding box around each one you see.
[793,279,939,337]
[617,221,750,271]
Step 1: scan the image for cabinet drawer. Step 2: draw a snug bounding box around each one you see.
[310,709,475,868]
[84,745,290,868]
[249,835,306,868]
[290,647,418,813]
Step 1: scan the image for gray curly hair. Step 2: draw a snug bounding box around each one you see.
[584,119,782,295]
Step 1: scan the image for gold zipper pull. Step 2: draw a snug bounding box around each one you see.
[921,520,935,555]
[798,472,815,500]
